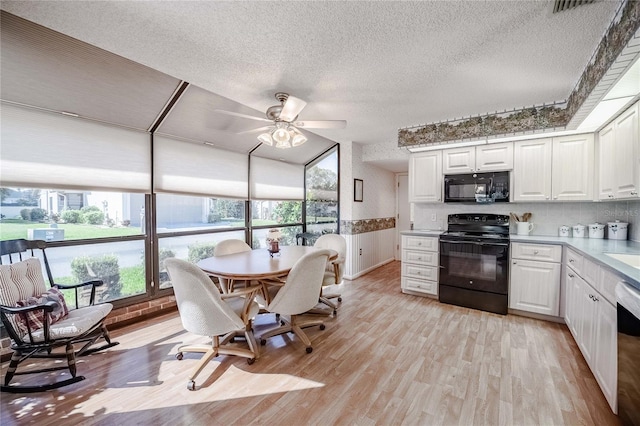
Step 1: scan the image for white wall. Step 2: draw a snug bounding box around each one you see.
[340,141,398,279]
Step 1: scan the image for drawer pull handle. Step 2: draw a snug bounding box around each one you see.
[568,273,575,278]
[513,261,517,265]
[593,296,599,302]
[589,294,594,300]
[631,191,637,196]
[569,259,574,263]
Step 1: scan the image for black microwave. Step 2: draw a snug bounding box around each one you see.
[443,171,510,203]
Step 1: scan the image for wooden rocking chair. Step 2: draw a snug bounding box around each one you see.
[0,239,118,393]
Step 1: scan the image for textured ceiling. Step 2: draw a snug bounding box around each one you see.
[0,1,621,170]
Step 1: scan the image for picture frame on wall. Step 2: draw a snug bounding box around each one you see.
[354,179,363,202]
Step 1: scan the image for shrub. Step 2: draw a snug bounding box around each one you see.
[80,205,101,213]
[121,219,131,227]
[188,242,216,263]
[61,210,82,223]
[50,212,61,223]
[71,255,121,302]
[29,208,48,222]
[20,208,31,220]
[82,210,105,225]
[207,212,222,223]
[159,248,176,267]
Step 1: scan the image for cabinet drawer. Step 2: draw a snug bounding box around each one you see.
[401,262,438,281]
[512,243,562,262]
[582,256,600,287]
[402,277,437,296]
[565,249,584,275]
[402,250,438,266]
[598,267,622,306]
[402,235,438,252]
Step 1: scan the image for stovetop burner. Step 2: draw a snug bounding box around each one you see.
[440,213,510,242]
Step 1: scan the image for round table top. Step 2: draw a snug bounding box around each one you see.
[197,245,336,280]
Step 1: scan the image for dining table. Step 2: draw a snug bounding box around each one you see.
[197,245,337,293]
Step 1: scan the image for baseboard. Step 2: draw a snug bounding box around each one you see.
[344,257,395,280]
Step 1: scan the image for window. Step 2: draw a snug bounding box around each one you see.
[157,231,245,288]
[155,194,245,233]
[0,187,145,241]
[306,148,339,236]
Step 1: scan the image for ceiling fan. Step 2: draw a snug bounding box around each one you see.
[214,92,347,149]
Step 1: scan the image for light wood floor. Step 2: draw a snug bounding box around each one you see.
[1,261,620,425]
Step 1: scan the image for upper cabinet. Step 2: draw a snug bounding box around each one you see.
[598,101,639,200]
[409,151,442,203]
[513,135,594,202]
[552,134,595,201]
[442,142,513,174]
[513,138,553,201]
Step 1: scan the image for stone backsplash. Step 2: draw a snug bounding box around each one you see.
[340,217,396,235]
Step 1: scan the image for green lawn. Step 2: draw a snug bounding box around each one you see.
[0,220,142,241]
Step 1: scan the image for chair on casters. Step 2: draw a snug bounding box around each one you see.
[165,258,261,391]
[213,239,252,293]
[312,234,346,315]
[0,239,118,393]
[258,249,331,353]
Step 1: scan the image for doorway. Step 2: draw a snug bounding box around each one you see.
[396,173,410,260]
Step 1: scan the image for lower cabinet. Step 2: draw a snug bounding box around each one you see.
[564,249,617,413]
[401,235,438,297]
[509,243,562,316]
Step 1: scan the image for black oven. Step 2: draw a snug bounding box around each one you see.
[439,214,510,315]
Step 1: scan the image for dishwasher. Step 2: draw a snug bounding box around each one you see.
[617,281,640,426]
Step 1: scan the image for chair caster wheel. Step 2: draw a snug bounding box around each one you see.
[338,297,342,302]
[333,310,337,315]
[247,358,255,365]
[187,380,195,391]
[306,347,313,354]
[176,352,184,360]
[260,339,267,346]
[319,324,326,330]
[280,320,285,326]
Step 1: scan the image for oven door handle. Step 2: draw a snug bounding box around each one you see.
[440,240,509,247]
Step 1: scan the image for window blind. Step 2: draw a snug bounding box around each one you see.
[250,156,304,200]
[154,136,248,199]
[0,103,151,192]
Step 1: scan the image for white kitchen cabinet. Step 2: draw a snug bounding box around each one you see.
[513,138,553,201]
[408,151,442,203]
[598,123,617,200]
[598,101,639,200]
[563,248,617,412]
[509,243,561,316]
[514,134,595,202]
[552,134,594,201]
[442,142,513,174]
[401,235,438,297]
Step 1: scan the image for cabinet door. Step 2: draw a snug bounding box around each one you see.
[614,102,639,199]
[509,259,561,316]
[513,138,552,201]
[564,268,580,338]
[577,277,598,368]
[408,151,442,202]
[442,147,475,174]
[552,134,594,201]
[594,298,618,412]
[475,142,513,172]
[598,123,617,200]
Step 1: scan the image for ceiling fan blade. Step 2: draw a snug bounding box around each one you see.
[236,126,273,135]
[293,120,347,129]
[213,109,271,123]
[279,96,307,122]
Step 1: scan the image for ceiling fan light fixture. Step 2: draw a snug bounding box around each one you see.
[272,122,291,144]
[290,127,307,147]
[275,138,292,149]
[257,132,274,146]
